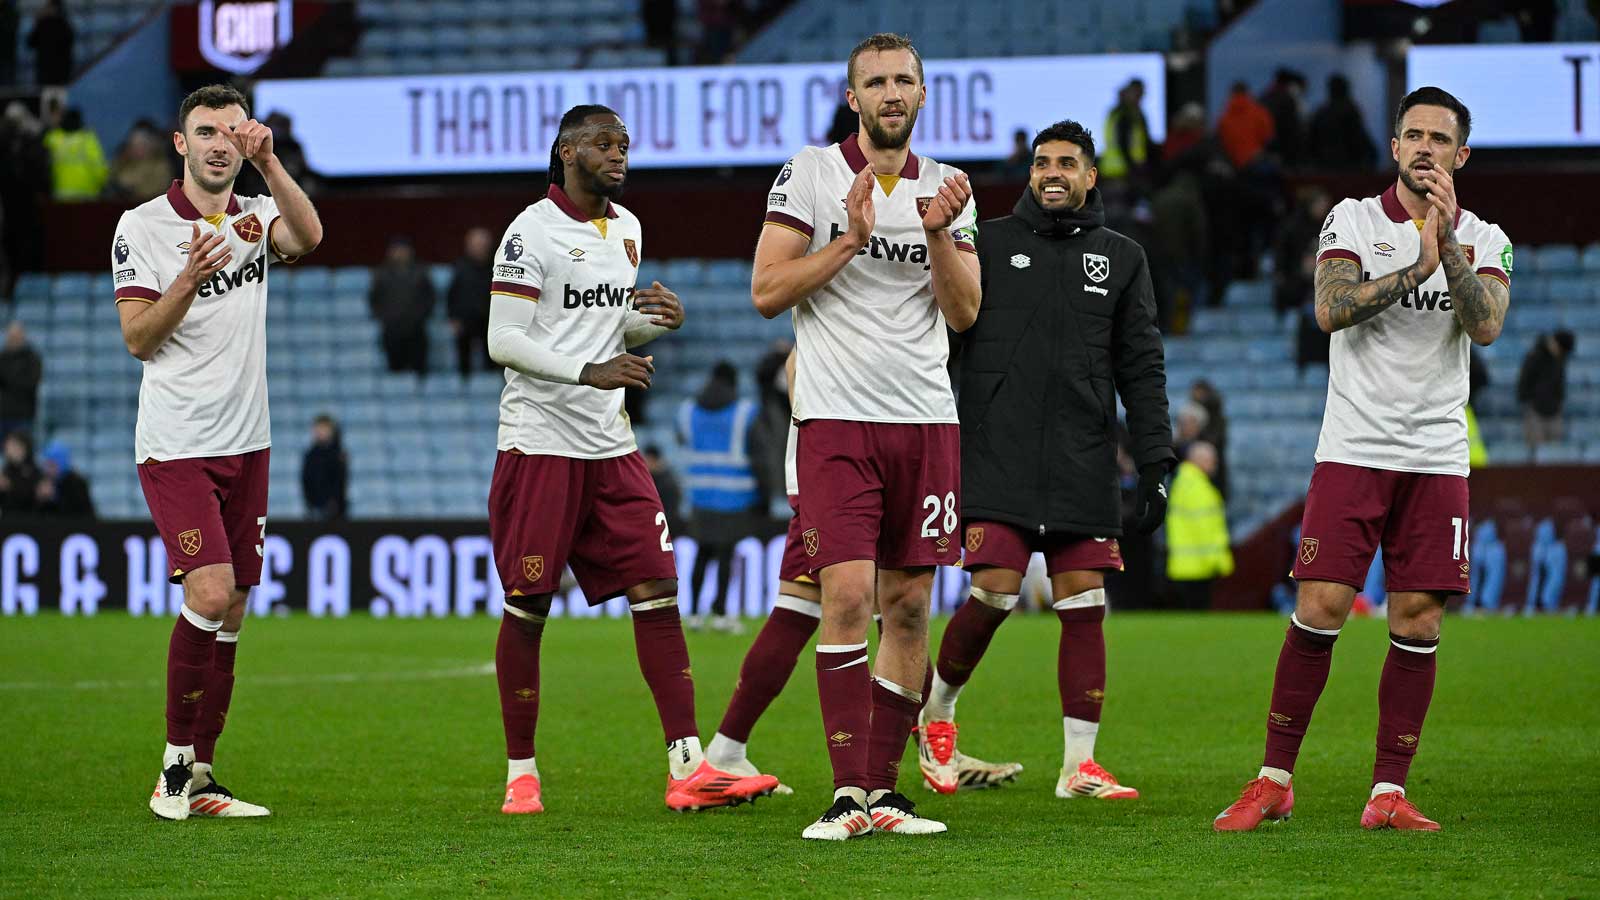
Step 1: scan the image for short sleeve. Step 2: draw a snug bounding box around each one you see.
[490,216,545,302]
[948,168,978,253]
[254,195,298,264]
[111,213,161,304]
[1314,199,1363,268]
[763,152,817,241]
[1476,224,1511,287]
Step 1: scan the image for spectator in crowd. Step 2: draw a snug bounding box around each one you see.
[1100,78,1151,191]
[25,0,72,87]
[1271,187,1329,315]
[233,112,319,198]
[1467,349,1490,469]
[301,413,348,519]
[0,102,49,280]
[368,236,435,376]
[642,0,678,64]
[446,226,494,376]
[747,341,791,518]
[108,120,171,201]
[677,361,761,633]
[0,320,41,439]
[1216,81,1274,171]
[43,106,105,201]
[1149,155,1209,326]
[1189,379,1229,496]
[0,427,38,514]
[644,444,683,524]
[34,438,92,517]
[1162,102,1208,163]
[1307,74,1377,171]
[1000,127,1031,173]
[1259,68,1307,167]
[1164,440,1232,610]
[696,0,741,64]
[1517,330,1576,451]
[0,1,18,87]
[1174,399,1209,456]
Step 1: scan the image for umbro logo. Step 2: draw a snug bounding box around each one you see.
[1373,242,1395,252]
[830,731,853,744]
[568,248,586,261]
[1269,712,1292,725]
[1010,253,1030,269]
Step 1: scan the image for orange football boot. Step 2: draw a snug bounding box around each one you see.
[501,774,544,814]
[1361,791,1440,831]
[665,761,779,812]
[1213,776,1295,831]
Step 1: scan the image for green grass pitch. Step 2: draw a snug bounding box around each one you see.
[2,611,1596,898]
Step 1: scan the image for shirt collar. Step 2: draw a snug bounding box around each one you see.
[547,184,618,221]
[1381,181,1462,228]
[838,133,919,179]
[166,179,241,220]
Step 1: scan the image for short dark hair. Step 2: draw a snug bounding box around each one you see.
[1031,119,1096,163]
[547,104,619,190]
[178,84,249,133]
[1394,86,1471,145]
[847,33,923,89]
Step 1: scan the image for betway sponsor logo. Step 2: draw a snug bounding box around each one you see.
[1401,288,1453,311]
[563,282,635,309]
[196,255,265,298]
[829,223,930,269]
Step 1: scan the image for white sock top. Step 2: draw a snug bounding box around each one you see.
[667,736,705,780]
[1063,716,1100,770]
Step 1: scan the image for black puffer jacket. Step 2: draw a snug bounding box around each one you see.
[959,186,1173,537]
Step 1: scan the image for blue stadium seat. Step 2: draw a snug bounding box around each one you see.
[1533,244,1580,275]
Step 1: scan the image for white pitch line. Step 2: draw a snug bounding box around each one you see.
[0,661,495,692]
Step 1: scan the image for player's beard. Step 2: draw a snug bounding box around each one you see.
[186,153,239,194]
[1398,158,1446,197]
[583,165,626,201]
[862,103,917,151]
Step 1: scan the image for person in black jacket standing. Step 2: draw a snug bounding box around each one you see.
[916,121,1174,801]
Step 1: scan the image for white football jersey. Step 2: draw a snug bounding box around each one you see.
[490,185,644,459]
[764,134,977,425]
[1314,183,1511,476]
[783,421,798,496]
[112,181,287,463]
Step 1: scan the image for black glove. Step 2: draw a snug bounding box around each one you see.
[1133,463,1170,535]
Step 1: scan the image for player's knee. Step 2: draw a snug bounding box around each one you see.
[505,595,553,622]
[823,591,873,633]
[970,567,1024,595]
[879,594,929,638]
[184,569,235,621]
[1388,592,1445,638]
[1295,581,1355,630]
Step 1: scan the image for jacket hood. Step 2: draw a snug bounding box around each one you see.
[1013,184,1106,237]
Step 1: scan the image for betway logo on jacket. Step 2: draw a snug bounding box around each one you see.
[828,224,930,269]
[563,282,636,309]
[196,256,265,298]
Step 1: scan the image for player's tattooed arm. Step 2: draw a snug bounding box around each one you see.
[1440,231,1508,346]
[1313,258,1421,332]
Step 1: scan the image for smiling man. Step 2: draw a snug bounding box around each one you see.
[752,32,983,841]
[114,84,323,821]
[920,119,1172,803]
[1213,86,1511,833]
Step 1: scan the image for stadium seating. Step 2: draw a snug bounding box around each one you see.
[7,244,1599,537]
[13,0,163,87]
[737,0,1218,62]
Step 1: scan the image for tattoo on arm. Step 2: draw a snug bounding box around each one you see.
[1314,258,1420,331]
[1441,233,1508,342]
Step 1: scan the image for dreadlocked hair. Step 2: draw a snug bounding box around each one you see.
[547,104,619,190]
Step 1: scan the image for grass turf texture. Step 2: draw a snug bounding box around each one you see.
[2,612,1596,899]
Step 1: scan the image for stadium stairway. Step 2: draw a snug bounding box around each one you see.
[6,244,1599,528]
